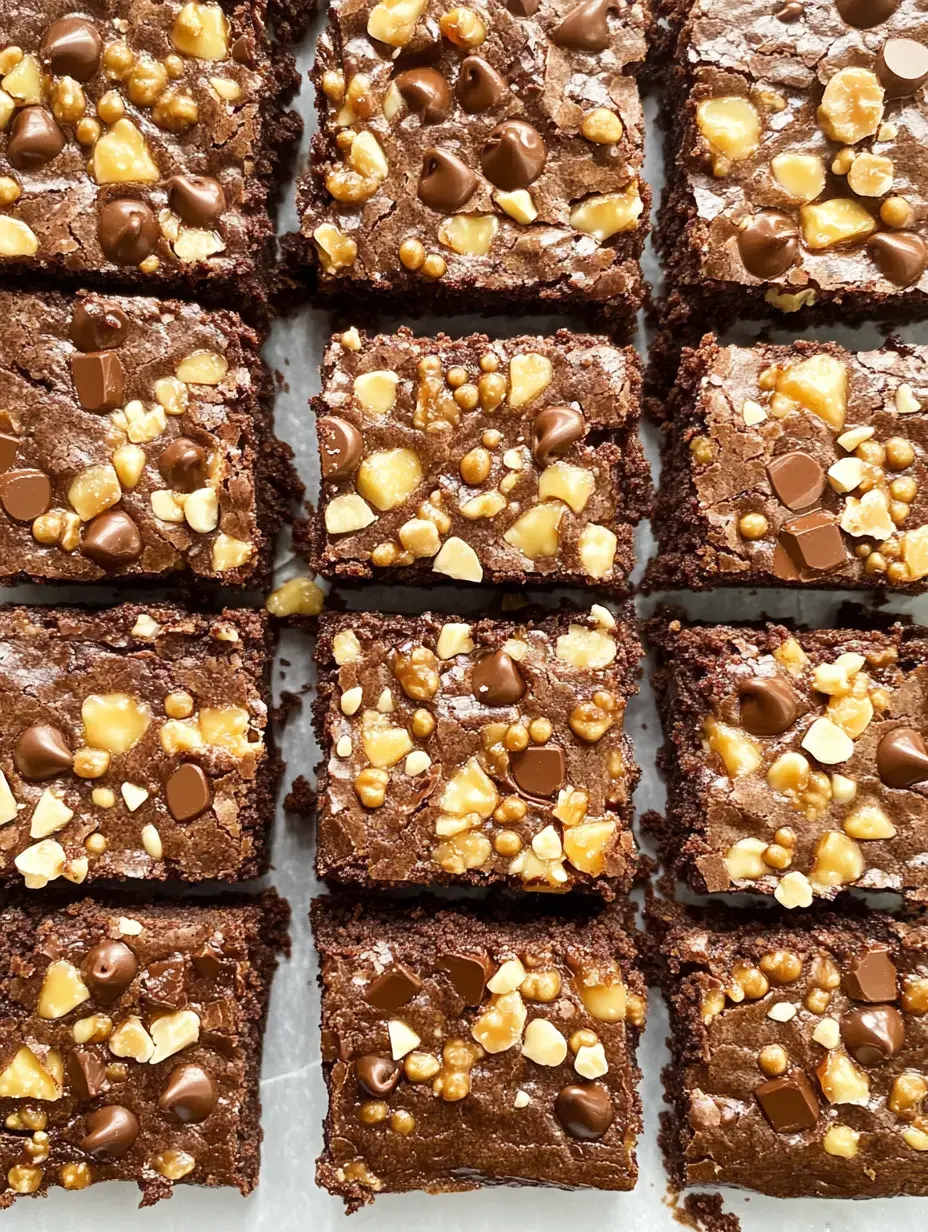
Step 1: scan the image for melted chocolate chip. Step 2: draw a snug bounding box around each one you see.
[318,416,363,480]
[7,106,65,170]
[754,1073,819,1132]
[394,67,452,123]
[356,1055,400,1098]
[365,964,423,1011]
[555,1083,615,1139]
[0,469,52,522]
[80,1105,140,1159]
[738,676,799,736]
[456,56,506,113]
[70,351,125,413]
[0,432,17,472]
[68,1047,108,1101]
[158,437,208,492]
[506,0,540,12]
[81,940,138,1002]
[868,231,928,287]
[877,727,928,788]
[14,724,72,780]
[418,148,478,211]
[532,405,585,465]
[438,952,491,1004]
[767,450,825,510]
[552,0,618,51]
[835,0,900,28]
[511,744,566,798]
[877,37,928,98]
[481,119,547,190]
[472,649,526,706]
[159,1064,219,1123]
[165,763,212,822]
[142,958,188,1010]
[776,1,804,19]
[70,301,130,352]
[41,16,103,80]
[843,948,898,1003]
[776,510,846,574]
[98,199,159,266]
[840,1005,905,1065]
[167,175,227,227]
[737,210,800,279]
[81,509,142,567]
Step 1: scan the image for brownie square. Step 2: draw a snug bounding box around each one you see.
[646,336,928,592]
[296,0,650,323]
[0,603,277,887]
[654,902,928,1198]
[657,0,928,328]
[314,608,640,896]
[313,896,646,1210]
[0,892,288,1206]
[648,614,928,904]
[309,328,649,592]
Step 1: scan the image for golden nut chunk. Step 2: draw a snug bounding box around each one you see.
[439,7,486,47]
[774,869,814,909]
[770,152,825,202]
[361,711,414,768]
[367,0,428,46]
[325,492,377,534]
[581,108,623,144]
[809,830,864,887]
[266,576,324,617]
[705,717,761,778]
[575,961,626,1021]
[434,829,492,872]
[37,961,90,1020]
[354,369,399,416]
[0,215,38,256]
[495,189,537,223]
[438,214,498,256]
[2,53,41,102]
[817,1051,870,1105]
[504,503,564,559]
[108,1016,154,1063]
[570,182,643,239]
[817,67,884,144]
[171,2,231,60]
[823,1124,860,1159]
[356,448,424,511]
[433,535,483,581]
[152,1149,196,1181]
[696,96,761,160]
[563,819,615,875]
[81,693,150,754]
[354,766,389,808]
[471,990,527,1052]
[92,118,159,185]
[555,623,616,669]
[313,223,358,273]
[847,152,894,197]
[538,461,594,513]
[800,198,877,251]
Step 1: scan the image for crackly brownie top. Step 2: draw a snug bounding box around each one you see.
[681,0,928,307]
[0,0,284,280]
[317,608,639,891]
[666,911,928,1195]
[0,291,263,583]
[682,340,928,586]
[0,604,271,888]
[304,0,647,300]
[314,901,645,1209]
[316,328,645,587]
[0,896,281,1204]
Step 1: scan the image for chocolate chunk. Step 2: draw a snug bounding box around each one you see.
[877,727,928,789]
[41,17,103,80]
[0,469,52,522]
[70,351,126,412]
[98,199,159,266]
[158,437,208,492]
[418,148,477,211]
[167,175,227,227]
[166,763,212,822]
[868,232,928,287]
[192,939,226,978]
[554,1082,615,1140]
[456,57,506,113]
[142,958,188,1010]
[472,650,525,706]
[394,68,452,123]
[877,37,928,98]
[738,677,799,736]
[70,302,130,352]
[318,416,363,480]
[68,1046,108,1100]
[356,1054,400,1098]
[843,948,898,1003]
[7,106,64,170]
[81,940,138,1003]
[481,120,547,190]
[14,724,72,780]
[532,405,585,465]
[753,1073,819,1132]
[0,431,17,472]
[506,0,540,13]
[767,451,825,511]
[737,210,800,279]
[365,964,423,1011]
[80,1105,140,1159]
[777,510,846,574]
[81,509,143,567]
[840,1005,905,1065]
[159,1063,218,1123]
[835,0,900,27]
[552,0,618,51]
[438,952,490,1005]
[511,744,566,798]
[776,1,804,19]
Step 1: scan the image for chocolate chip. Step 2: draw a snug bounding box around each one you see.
[835,0,900,27]
[438,952,491,1005]
[81,940,138,1003]
[98,199,159,266]
[771,541,800,582]
[877,727,928,788]
[394,67,452,123]
[877,37,928,97]
[356,1054,400,1098]
[41,17,103,80]
[192,938,228,978]
[365,964,423,1011]
[777,510,846,574]
[776,1,804,19]
[0,431,17,472]
[867,231,928,287]
[506,0,540,13]
[318,416,363,480]
[0,469,52,522]
[472,650,525,706]
[417,148,478,211]
[142,958,188,1009]
[555,1083,615,1140]
[737,210,800,279]
[70,351,126,412]
[166,763,212,822]
[81,509,142,567]
[840,1005,905,1065]
[167,174,227,227]
[158,437,208,492]
[456,56,506,113]
[753,1073,819,1132]
[13,724,72,780]
[70,301,130,352]
[7,106,65,170]
[67,1047,108,1101]
[767,450,825,510]
[532,405,585,465]
[481,119,547,190]
[80,1105,140,1159]
[738,677,799,736]
[159,1063,219,1123]
[843,948,898,1003]
[552,0,618,51]
[511,744,565,798]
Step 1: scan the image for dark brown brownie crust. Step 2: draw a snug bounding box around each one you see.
[0,892,288,1206]
[647,614,928,904]
[0,603,278,887]
[313,896,646,1211]
[310,328,650,594]
[314,608,640,896]
[653,901,928,1199]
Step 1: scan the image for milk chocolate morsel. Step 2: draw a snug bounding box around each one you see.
[552,0,618,51]
[159,1064,219,1123]
[81,509,142,566]
[438,952,491,1004]
[71,351,126,412]
[166,763,212,822]
[356,1055,400,1098]
[532,405,585,465]
[877,727,928,788]
[777,510,845,574]
[158,438,208,492]
[506,0,540,13]
[753,1073,819,1132]
[80,1105,140,1159]
[868,232,928,287]
[68,1047,108,1101]
[472,649,525,706]
[877,38,928,98]
[365,964,423,1011]
[167,175,227,227]
[0,432,17,472]
[98,199,159,266]
[456,57,506,113]
[82,940,138,1002]
[70,302,130,352]
[481,120,547,190]
[511,744,565,798]
[318,416,363,480]
[835,0,901,28]
[738,677,799,736]
[737,210,800,279]
[843,948,898,1003]
[0,470,52,522]
[14,724,72,780]
[418,148,478,211]
[394,68,452,123]
[41,16,103,80]
[840,1006,905,1065]
[776,1,804,19]
[767,451,825,510]
[555,1083,615,1140]
[7,107,65,170]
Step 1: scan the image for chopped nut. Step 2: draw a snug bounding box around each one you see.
[774,870,814,909]
[433,536,483,582]
[14,839,66,889]
[495,189,537,223]
[705,717,762,777]
[68,464,121,521]
[438,214,498,256]
[817,1050,870,1105]
[82,693,150,754]
[812,1017,841,1049]
[817,67,884,144]
[504,503,564,559]
[570,183,643,239]
[92,118,159,185]
[171,2,230,59]
[801,716,854,765]
[840,488,894,540]
[266,576,324,618]
[770,152,826,202]
[776,355,848,431]
[723,837,767,880]
[325,493,377,534]
[354,370,398,417]
[809,830,864,887]
[847,152,894,196]
[823,1124,859,1158]
[37,961,90,1020]
[696,96,761,160]
[522,1018,568,1066]
[581,108,623,144]
[149,1009,200,1065]
[471,990,526,1053]
[563,819,615,875]
[361,711,414,768]
[436,622,474,659]
[109,1016,154,1062]
[556,624,616,669]
[439,6,486,47]
[800,198,877,250]
[313,223,358,273]
[29,788,74,839]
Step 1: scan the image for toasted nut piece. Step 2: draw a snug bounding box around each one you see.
[356,449,423,512]
[29,788,74,839]
[823,1124,859,1158]
[902,1126,928,1151]
[109,1015,155,1062]
[771,152,825,202]
[149,1009,200,1064]
[705,717,761,777]
[723,836,767,880]
[313,223,358,273]
[266,576,324,617]
[563,819,615,875]
[0,215,37,257]
[817,1051,870,1105]
[844,800,896,840]
[495,189,537,223]
[398,517,441,558]
[522,1018,568,1066]
[504,503,564,559]
[438,214,498,256]
[81,693,150,753]
[367,0,427,44]
[37,961,90,1020]
[889,1071,927,1113]
[354,370,398,417]
[433,536,483,581]
[577,524,617,578]
[508,353,552,407]
[2,54,42,102]
[348,131,388,181]
[538,462,594,513]
[776,355,848,432]
[435,622,473,659]
[696,96,760,160]
[325,493,377,534]
[817,67,884,144]
[774,870,814,909]
[434,829,492,872]
[556,623,616,669]
[472,990,526,1052]
[801,716,854,765]
[440,757,498,818]
[211,534,251,572]
[439,7,486,47]
[800,198,877,250]
[767,750,810,794]
[354,766,389,807]
[809,830,864,887]
[827,693,873,738]
[848,152,894,196]
[92,118,159,185]
[521,970,562,1002]
[575,961,626,1021]
[570,183,643,239]
[68,465,121,521]
[582,108,623,144]
[172,2,231,59]
[361,711,414,769]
